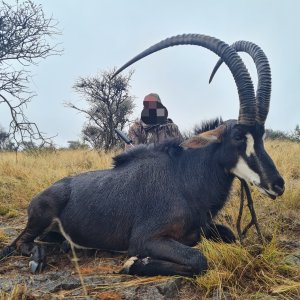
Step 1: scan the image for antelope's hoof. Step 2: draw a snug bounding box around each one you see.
[29,260,44,273]
[29,244,46,273]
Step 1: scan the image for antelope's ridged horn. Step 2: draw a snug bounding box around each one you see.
[113,34,256,126]
[209,41,271,125]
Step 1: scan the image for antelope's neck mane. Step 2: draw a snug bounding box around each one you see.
[113,138,183,168]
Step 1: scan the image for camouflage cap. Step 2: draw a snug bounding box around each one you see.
[143,93,162,104]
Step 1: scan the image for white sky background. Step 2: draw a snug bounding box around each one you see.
[1,0,299,146]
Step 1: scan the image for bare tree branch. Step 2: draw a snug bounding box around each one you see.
[0,0,62,149]
[67,69,135,151]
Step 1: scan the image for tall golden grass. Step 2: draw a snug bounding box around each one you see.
[0,149,115,214]
[0,140,299,299]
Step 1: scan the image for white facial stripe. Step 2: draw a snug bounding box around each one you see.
[231,157,261,185]
[262,133,266,141]
[245,133,255,157]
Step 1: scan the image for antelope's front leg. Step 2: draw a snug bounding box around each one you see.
[122,238,208,277]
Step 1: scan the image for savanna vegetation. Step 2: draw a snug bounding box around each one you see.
[0,139,299,299]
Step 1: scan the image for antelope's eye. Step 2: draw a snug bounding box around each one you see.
[233,133,246,142]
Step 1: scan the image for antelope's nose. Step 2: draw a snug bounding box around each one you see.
[272,177,285,196]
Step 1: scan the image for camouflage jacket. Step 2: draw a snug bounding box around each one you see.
[128,119,183,145]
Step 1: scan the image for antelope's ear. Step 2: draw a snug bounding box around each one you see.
[180,125,225,149]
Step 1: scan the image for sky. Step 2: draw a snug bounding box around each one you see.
[1,0,300,146]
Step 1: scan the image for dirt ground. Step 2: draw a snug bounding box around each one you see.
[0,213,199,300]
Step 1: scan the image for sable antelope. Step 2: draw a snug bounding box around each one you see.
[0,34,284,276]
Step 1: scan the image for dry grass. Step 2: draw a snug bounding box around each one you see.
[195,237,300,299]
[0,149,115,212]
[0,229,6,243]
[0,140,299,299]
[0,285,33,300]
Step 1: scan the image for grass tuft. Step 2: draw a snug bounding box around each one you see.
[0,229,7,243]
[0,284,35,300]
